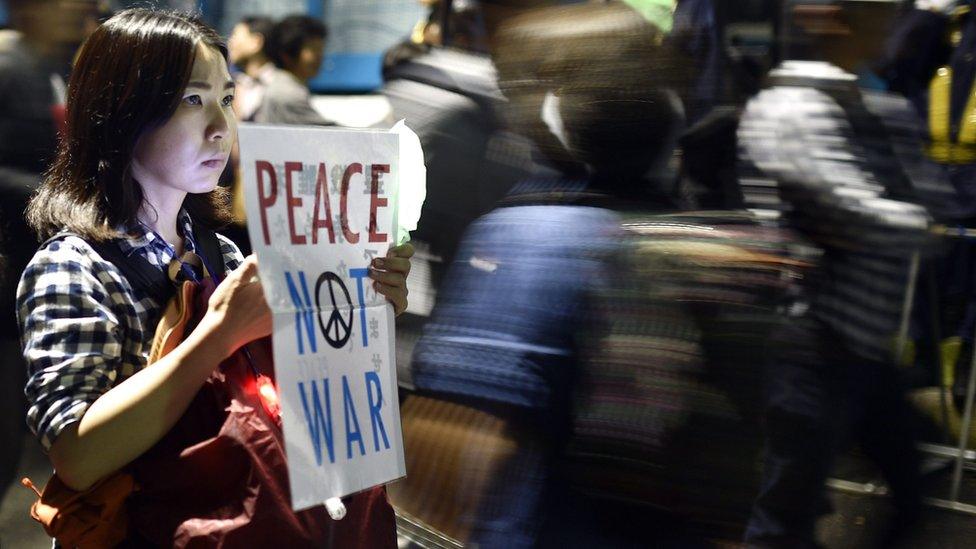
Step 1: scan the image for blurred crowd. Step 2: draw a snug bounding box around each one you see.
[5,0,976,547]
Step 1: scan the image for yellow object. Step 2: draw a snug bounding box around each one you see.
[950,5,971,47]
[941,336,963,388]
[410,19,426,45]
[894,337,916,368]
[926,6,976,164]
[910,387,976,449]
[925,66,976,164]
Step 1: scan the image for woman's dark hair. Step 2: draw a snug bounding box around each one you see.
[265,15,327,68]
[28,8,232,241]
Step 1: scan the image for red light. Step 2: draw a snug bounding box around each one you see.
[256,374,281,421]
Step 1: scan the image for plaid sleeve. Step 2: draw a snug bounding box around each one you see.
[216,232,245,272]
[17,238,127,451]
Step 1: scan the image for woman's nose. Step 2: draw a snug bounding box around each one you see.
[207,104,231,141]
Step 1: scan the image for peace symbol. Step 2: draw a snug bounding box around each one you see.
[316,271,353,349]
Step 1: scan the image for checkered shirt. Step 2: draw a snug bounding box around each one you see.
[17,210,244,450]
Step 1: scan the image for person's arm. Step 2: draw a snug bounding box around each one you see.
[22,249,270,491]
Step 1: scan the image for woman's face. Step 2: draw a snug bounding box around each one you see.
[131,44,236,206]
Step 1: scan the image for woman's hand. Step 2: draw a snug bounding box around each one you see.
[205,255,272,355]
[370,243,414,316]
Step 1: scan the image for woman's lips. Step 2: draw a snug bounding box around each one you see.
[201,158,226,169]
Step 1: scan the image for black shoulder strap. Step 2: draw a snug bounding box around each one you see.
[42,233,175,305]
[43,227,227,302]
[193,227,227,279]
[823,88,917,201]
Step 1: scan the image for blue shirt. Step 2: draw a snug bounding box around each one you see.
[411,196,618,409]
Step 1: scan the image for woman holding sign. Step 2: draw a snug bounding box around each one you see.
[17,8,410,547]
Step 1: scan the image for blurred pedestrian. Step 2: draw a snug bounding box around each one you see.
[0,0,98,496]
[227,15,274,122]
[738,2,933,546]
[0,0,93,283]
[254,14,334,126]
[222,15,276,257]
[397,3,691,546]
[378,0,553,289]
[881,0,976,431]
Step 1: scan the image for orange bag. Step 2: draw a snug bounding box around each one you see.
[21,472,135,548]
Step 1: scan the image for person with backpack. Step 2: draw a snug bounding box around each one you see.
[738,3,936,546]
[398,4,697,546]
[16,8,411,547]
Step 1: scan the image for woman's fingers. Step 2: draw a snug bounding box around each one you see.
[233,254,259,284]
[373,281,408,316]
[372,243,413,277]
[371,255,411,277]
[369,244,412,316]
[387,243,415,259]
[368,266,407,287]
[205,255,271,350]
[236,249,409,316]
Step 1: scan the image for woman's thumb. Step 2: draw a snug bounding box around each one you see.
[236,255,260,282]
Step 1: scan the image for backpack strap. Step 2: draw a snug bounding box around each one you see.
[192,226,227,280]
[42,232,174,306]
[41,227,228,303]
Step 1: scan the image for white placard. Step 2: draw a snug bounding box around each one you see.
[239,124,405,511]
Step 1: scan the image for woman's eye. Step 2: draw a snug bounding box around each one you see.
[222,95,235,107]
[183,95,202,106]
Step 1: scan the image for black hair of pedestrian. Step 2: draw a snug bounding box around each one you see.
[265,15,327,69]
[240,15,274,41]
[27,8,232,241]
[494,2,690,198]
